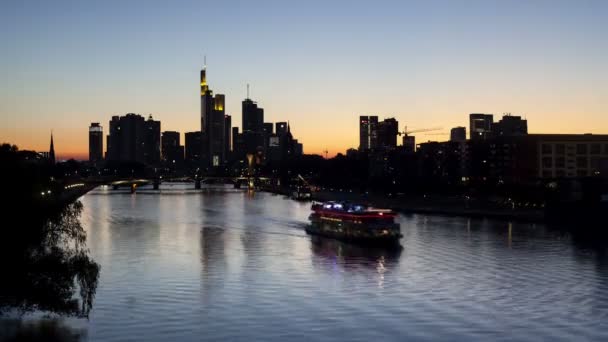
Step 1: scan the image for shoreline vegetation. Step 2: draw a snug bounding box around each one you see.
[0,144,100,319]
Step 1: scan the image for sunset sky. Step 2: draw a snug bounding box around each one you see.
[1,0,607,160]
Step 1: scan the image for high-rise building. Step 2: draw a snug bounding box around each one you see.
[106,113,160,164]
[450,126,467,142]
[262,122,273,155]
[89,123,103,163]
[377,118,399,149]
[263,123,273,136]
[144,115,161,165]
[294,139,303,156]
[224,115,231,159]
[107,114,144,163]
[276,122,287,136]
[469,113,493,140]
[492,114,528,137]
[231,127,242,159]
[200,63,227,168]
[242,98,264,133]
[359,115,379,151]
[403,135,416,153]
[161,131,182,164]
[242,98,265,155]
[185,131,202,164]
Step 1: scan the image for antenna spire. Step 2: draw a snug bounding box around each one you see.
[247,83,250,99]
[204,55,207,69]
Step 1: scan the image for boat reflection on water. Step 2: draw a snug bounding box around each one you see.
[309,235,402,272]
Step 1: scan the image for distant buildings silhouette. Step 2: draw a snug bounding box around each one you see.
[355,112,607,187]
[105,114,160,165]
[90,63,303,174]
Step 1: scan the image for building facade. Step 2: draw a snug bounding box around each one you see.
[161,131,182,164]
[450,126,466,142]
[89,123,103,163]
[377,118,399,150]
[493,114,528,137]
[185,131,202,164]
[469,113,493,140]
[200,65,227,168]
[359,115,378,151]
[106,113,160,165]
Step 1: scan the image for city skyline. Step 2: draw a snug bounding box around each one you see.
[2,0,607,159]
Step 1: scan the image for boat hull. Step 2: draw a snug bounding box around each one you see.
[306,217,402,246]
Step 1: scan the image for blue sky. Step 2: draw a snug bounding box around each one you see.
[1,0,607,157]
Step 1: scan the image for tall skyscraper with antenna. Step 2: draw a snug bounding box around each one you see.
[200,57,227,169]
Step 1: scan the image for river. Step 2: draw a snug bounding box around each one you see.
[3,183,608,341]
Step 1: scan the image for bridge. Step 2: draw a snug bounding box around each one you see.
[81,175,271,193]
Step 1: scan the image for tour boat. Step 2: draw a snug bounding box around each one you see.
[307,201,402,245]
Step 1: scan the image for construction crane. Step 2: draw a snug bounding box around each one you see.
[297,174,311,187]
[424,132,449,136]
[397,126,442,137]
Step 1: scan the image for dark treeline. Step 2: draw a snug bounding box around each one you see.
[0,143,99,318]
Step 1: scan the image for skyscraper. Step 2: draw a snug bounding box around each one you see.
[144,115,161,165]
[161,131,182,164]
[377,118,399,149]
[200,62,227,168]
[469,113,493,140]
[106,113,160,164]
[492,114,528,137]
[403,135,416,153]
[231,127,242,160]
[185,131,202,164]
[276,122,287,136]
[224,115,231,160]
[89,123,103,163]
[359,115,378,151]
[450,126,467,142]
[242,97,265,155]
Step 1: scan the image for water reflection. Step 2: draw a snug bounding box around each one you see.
[21,186,608,341]
[309,235,402,270]
[0,202,100,318]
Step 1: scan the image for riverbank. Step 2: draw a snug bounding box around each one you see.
[261,188,545,223]
[313,191,545,222]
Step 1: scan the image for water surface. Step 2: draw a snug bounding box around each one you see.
[7,183,608,341]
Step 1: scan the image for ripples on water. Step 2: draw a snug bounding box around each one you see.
[4,183,608,341]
